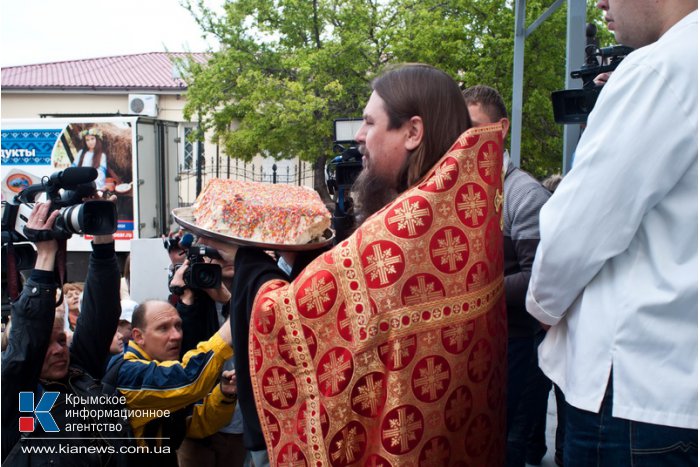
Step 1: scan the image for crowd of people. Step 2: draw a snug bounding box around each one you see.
[1,1,697,465]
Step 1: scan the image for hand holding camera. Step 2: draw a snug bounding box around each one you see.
[2,167,117,244]
[26,201,61,272]
[169,260,196,305]
[82,190,118,244]
[550,23,633,124]
[167,242,225,304]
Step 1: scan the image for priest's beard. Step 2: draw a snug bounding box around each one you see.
[351,167,399,229]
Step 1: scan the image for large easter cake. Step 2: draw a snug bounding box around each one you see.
[192,179,331,245]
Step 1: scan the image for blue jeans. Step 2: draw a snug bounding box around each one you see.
[247,449,269,467]
[564,376,697,467]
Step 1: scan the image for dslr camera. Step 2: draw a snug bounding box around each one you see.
[168,243,222,295]
[1,167,117,244]
[551,24,633,124]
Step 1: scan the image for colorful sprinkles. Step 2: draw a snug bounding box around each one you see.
[193,179,331,244]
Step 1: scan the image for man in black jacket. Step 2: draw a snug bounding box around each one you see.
[1,200,131,466]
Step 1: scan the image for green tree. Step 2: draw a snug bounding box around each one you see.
[181,0,614,196]
[182,0,379,203]
[511,1,613,177]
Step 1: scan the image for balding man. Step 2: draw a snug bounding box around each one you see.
[108,299,236,466]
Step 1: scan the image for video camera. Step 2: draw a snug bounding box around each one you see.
[326,119,364,243]
[327,118,364,199]
[551,23,633,124]
[168,240,222,295]
[1,167,117,243]
[327,145,363,200]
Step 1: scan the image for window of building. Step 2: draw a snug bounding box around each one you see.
[180,126,197,172]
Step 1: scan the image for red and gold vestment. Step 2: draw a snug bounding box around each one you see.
[250,125,507,466]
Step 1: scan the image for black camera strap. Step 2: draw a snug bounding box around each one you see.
[5,242,21,302]
[54,239,68,307]
[22,227,56,243]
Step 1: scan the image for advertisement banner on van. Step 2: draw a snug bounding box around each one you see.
[1,118,138,252]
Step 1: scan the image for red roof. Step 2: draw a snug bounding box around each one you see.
[1,52,209,91]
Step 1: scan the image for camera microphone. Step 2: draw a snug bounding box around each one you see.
[586,23,597,40]
[49,167,98,190]
[180,233,194,248]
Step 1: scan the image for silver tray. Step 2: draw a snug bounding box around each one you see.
[171,207,335,251]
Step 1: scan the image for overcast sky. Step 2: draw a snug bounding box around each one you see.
[1,0,223,67]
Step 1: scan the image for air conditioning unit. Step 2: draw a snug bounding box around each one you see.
[128,94,159,117]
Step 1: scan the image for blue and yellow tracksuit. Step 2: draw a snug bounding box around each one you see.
[115,332,235,451]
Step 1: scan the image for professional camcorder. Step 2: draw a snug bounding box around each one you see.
[326,145,362,243]
[327,118,364,200]
[326,118,364,243]
[551,24,633,124]
[168,242,222,295]
[327,145,363,198]
[1,167,117,244]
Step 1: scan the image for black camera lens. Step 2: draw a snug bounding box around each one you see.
[187,263,222,289]
[60,201,116,235]
[197,270,217,287]
[83,201,117,235]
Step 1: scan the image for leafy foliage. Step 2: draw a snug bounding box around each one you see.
[181,0,614,188]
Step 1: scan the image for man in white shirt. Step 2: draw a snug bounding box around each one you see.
[526,0,698,465]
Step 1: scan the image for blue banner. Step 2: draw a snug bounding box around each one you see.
[1,129,63,165]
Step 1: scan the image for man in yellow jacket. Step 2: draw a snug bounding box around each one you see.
[109,299,236,466]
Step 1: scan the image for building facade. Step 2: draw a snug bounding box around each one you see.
[1,52,313,208]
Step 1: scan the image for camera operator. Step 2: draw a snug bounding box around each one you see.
[2,199,133,465]
[165,235,247,467]
[164,232,233,353]
[169,252,232,315]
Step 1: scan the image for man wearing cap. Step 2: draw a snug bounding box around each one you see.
[118,298,137,345]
